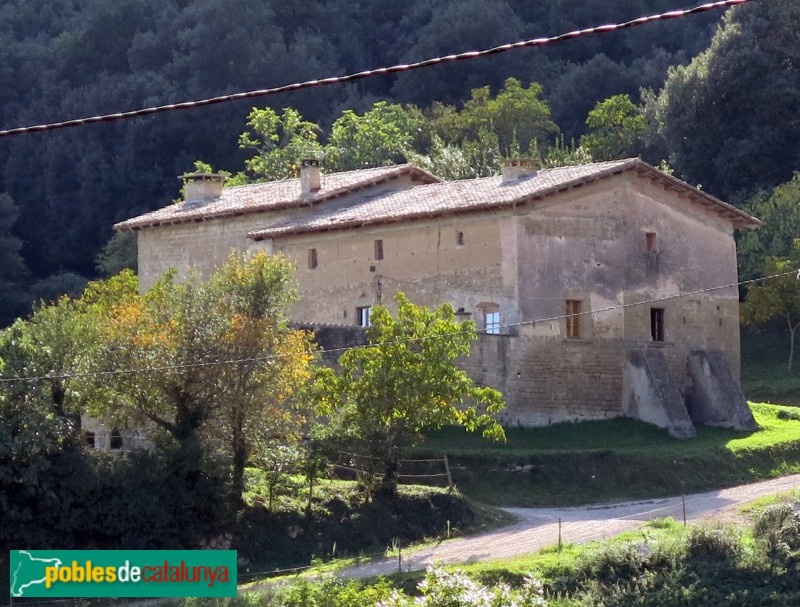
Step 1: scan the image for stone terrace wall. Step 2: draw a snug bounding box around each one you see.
[462,334,687,426]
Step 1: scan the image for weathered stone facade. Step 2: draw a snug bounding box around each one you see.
[117,159,760,436]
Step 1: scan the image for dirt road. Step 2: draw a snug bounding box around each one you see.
[339,473,800,579]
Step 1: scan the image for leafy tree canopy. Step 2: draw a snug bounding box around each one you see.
[315,292,505,495]
[326,102,422,172]
[648,0,800,201]
[581,94,647,161]
[239,107,323,181]
[738,174,800,280]
[741,254,800,371]
[427,78,559,157]
[78,252,312,502]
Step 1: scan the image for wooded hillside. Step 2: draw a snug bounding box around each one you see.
[0,0,797,324]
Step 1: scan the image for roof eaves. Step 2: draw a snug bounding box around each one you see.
[247,160,641,241]
[248,158,759,241]
[632,161,760,229]
[115,164,442,232]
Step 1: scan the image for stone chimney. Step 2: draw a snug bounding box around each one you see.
[300,158,321,196]
[180,173,226,203]
[501,158,539,184]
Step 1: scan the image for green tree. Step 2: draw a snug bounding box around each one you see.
[0,291,232,564]
[0,294,100,432]
[96,231,138,277]
[0,193,30,326]
[315,292,505,496]
[85,253,312,503]
[580,94,647,161]
[325,101,422,171]
[408,129,503,180]
[742,256,800,370]
[428,78,559,157]
[208,252,314,502]
[238,107,323,181]
[0,290,101,551]
[542,135,593,168]
[738,174,800,279]
[649,0,800,201]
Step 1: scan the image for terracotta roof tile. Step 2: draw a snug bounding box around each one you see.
[248,158,759,240]
[114,164,439,231]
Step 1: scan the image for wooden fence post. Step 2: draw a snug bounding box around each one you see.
[444,454,453,492]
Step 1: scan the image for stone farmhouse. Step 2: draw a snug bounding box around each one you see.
[116,158,760,438]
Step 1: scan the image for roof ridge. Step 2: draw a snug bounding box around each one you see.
[223,162,416,192]
[246,158,758,240]
[115,163,434,231]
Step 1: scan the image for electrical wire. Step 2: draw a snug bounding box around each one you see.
[0,267,794,385]
[0,0,752,139]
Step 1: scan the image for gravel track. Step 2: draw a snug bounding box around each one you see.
[339,473,800,579]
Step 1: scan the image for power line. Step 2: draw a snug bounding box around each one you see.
[0,0,752,139]
[0,267,794,386]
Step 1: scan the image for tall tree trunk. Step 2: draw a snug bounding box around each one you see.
[788,316,799,371]
[380,457,399,498]
[231,406,247,505]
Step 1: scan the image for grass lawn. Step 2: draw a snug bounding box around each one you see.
[414,402,800,507]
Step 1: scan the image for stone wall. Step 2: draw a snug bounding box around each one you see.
[136,173,422,291]
[462,334,632,425]
[267,210,521,328]
[134,169,748,431]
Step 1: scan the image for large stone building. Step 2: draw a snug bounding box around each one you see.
[116,158,760,437]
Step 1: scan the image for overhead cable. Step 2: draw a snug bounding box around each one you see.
[0,265,792,385]
[0,0,752,139]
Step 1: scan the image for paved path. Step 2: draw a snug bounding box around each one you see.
[339,473,800,579]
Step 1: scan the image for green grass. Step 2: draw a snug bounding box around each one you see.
[384,522,690,594]
[739,488,800,516]
[741,327,800,405]
[414,403,800,507]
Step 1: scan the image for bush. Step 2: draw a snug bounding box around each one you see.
[379,566,547,607]
[776,409,800,421]
[583,543,649,585]
[754,503,800,567]
[754,503,797,538]
[687,525,741,561]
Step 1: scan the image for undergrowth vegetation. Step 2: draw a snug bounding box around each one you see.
[234,483,480,576]
[183,498,800,607]
[741,328,800,405]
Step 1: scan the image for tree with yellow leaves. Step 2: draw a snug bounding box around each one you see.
[85,251,314,502]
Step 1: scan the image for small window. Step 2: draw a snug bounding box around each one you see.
[645,231,657,252]
[651,308,665,342]
[357,306,372,328]
[484,310,501,334]
[84,431,96,448]
[457,231,465,246]
[566,300,582,339]
[374,239,384,260]
[110,430,123,450]
[308,248,318,269]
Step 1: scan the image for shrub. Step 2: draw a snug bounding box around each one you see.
[583,543,649,585]
[281,577,395,607]
[378,566,547,607]
[754,503,797,538]
[776,409,800,421]
[754,503,800,566]
[687,524,741,561]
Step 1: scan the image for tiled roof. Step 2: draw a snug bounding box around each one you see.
[114,164,440,231]
[248,159,759,240]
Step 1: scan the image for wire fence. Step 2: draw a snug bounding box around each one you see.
[331,451,453,491]
[4,483,798,607]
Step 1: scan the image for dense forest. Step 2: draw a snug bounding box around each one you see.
[0,0,798,325]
